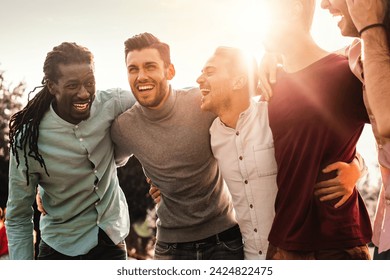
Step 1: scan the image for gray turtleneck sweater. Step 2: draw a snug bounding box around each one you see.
[111,87,237,243]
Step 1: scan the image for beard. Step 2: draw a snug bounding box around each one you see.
[132,80,170,109]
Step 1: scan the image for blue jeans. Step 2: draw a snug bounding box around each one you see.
[38,229,127,260]
[153,225,244,260]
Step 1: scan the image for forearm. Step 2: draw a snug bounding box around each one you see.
[361,27,390,137]
[6,218,35,260]
[5,154,38,259]
[5,191,35,260]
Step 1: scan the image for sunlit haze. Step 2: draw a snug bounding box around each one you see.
[0,0,378,182]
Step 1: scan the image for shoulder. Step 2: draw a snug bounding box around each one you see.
[324,54,350,70]
[174,86,201,100]
[315,54,360,86]
[173,87,203,110]
[95,88,134,106]
[114,103,137,121]
[92,88,135,118]
[95,87,127,100]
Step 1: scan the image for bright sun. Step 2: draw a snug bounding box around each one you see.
[220,0,272,64]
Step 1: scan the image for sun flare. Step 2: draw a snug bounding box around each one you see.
[218,0,273,66]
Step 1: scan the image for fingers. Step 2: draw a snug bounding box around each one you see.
[322,161,344,173]
[258,52,281,101]
[315,185,353,208]
[35,193,47,216]
[334,196,349,208]
[314,178,338,189]
[149,185,161,204]
[314,185,340,197]
[317,191,343,202]
[257,82,272,101]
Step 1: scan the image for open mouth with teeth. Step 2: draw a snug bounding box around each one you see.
[200,88,211,94]
[331,13,343,24]
[137,85,155,92]
[73,101,90,112]
[200,88,211,103]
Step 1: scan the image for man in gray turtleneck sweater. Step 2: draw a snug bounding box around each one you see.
[111,32,242,260]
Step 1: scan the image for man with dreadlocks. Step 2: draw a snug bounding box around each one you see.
[321,0,390,260]
[5,42,135,259]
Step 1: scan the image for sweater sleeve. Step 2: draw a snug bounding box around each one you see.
[110,116,133,166]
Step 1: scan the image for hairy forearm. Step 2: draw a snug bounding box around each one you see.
[362,27,390,137]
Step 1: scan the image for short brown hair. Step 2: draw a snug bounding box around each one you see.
[124,32,171,67]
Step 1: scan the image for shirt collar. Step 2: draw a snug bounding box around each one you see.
[218,98,255,129]
[347,38,364,83]
[49,102,79,127]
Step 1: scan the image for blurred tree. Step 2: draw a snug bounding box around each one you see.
[0,69,25,208]
[117,156,156,259]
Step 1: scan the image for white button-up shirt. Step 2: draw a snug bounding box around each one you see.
[210,100,278,259]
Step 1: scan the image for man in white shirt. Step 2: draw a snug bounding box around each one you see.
[196,46,277,259]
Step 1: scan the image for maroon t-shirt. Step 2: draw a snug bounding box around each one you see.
[268,54,372,251]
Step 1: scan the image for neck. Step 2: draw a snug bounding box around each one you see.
[279,33,330,73]
[219,93,250,129]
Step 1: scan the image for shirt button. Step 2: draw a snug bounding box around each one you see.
[244,180,248,184]
[254,228,257,233]
[259,251,263,255]
[97,220,100,225]
[369,114,375,120]
[378,144,383,149]
[79,138,84,142]
[94,186,98,191]
[250,204,253,208]
[236,131,240,136]
[386,199,390,205]
[75,125,79,129]
[239,156,243,160]
[94,170,98,174]
[95,201,99,206]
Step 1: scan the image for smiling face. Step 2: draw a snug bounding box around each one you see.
[196,53,233,114]
[126,48,175,110]
[48,63,95,124]
[320,0,359,37]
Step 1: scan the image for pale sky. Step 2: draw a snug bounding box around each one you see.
[1,0,354,91]
[0,0,379,182]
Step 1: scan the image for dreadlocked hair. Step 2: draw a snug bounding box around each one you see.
[8,42,94,185]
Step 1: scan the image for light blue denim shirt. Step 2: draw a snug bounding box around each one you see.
[6,88,135,259]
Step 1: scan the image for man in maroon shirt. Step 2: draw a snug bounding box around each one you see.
[264,0,372,259]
